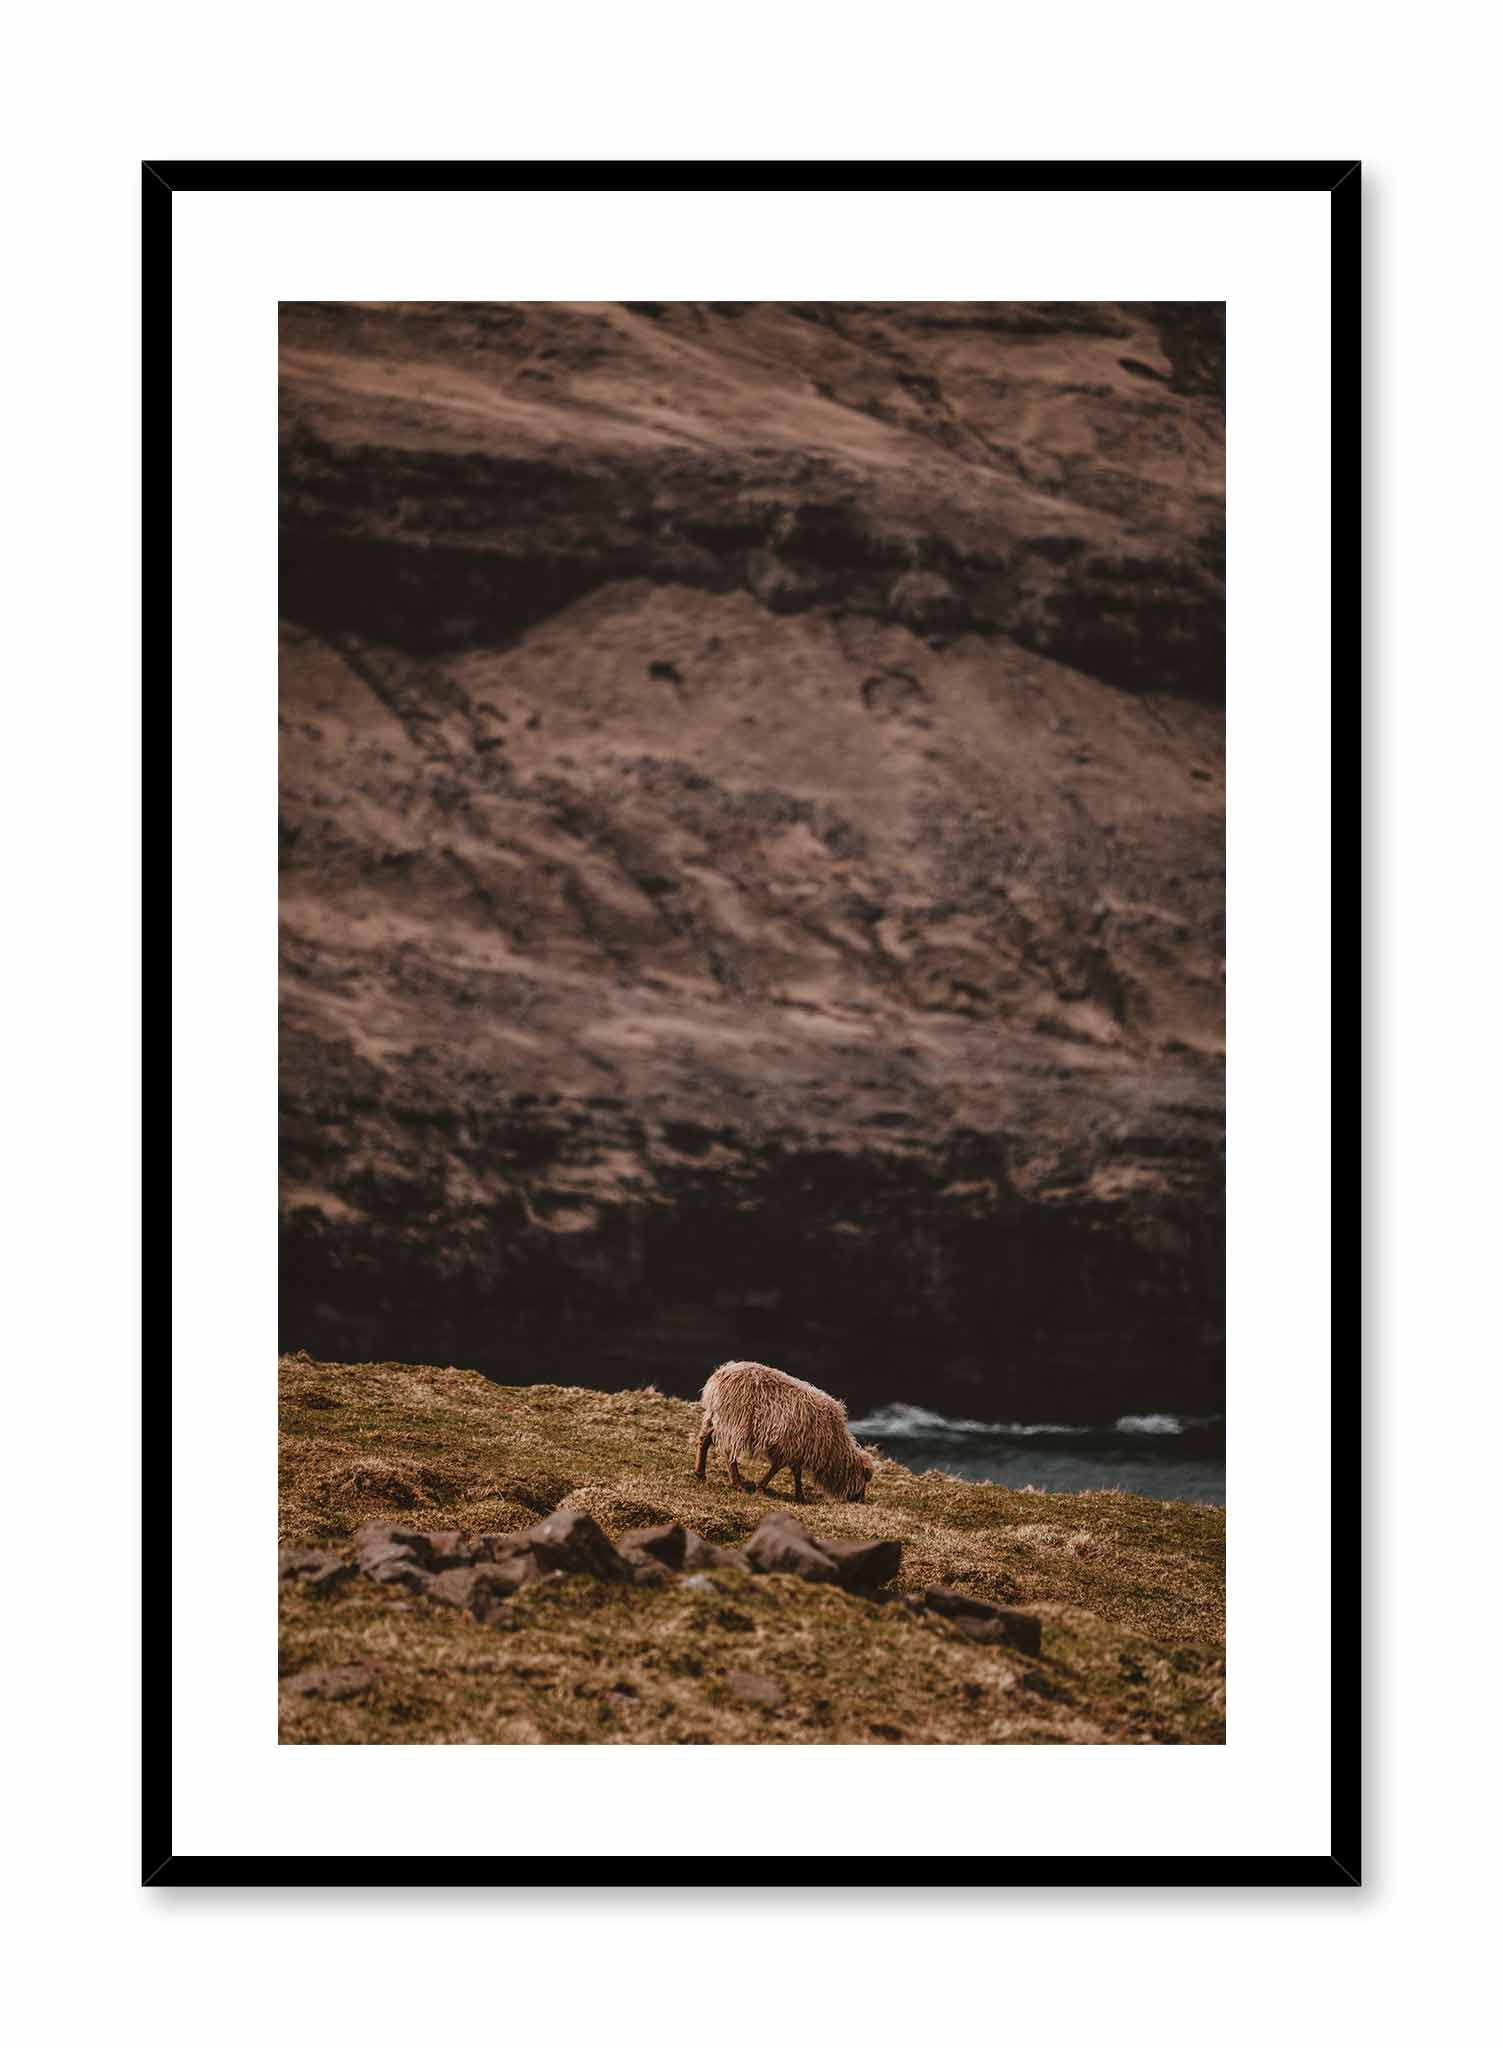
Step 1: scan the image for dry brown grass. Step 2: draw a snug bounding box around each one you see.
[278,1353,1225,1744]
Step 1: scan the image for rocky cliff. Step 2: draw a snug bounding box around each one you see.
[279,300,1224,1420]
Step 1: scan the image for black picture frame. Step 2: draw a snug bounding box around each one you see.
[152,158,1358,1888]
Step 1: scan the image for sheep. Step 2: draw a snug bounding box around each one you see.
[693,1360,876,1504]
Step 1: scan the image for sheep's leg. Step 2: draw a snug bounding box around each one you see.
[792,1465,806,1504]
[756,1461,784,1496]
[725,1455,751,1494]
[694,1422,713,1481]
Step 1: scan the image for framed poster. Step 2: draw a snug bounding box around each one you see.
[155,160,1356,1884]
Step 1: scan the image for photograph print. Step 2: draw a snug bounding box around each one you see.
[277,296,1227,1748]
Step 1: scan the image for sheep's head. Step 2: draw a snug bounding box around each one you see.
[847,1450,877,1503]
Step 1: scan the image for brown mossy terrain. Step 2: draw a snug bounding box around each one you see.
[279,1353,1225,1745]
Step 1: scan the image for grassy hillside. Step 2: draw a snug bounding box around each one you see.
[279,1352,1225,1744]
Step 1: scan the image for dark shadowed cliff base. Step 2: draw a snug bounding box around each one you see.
[279,301,1224,1426]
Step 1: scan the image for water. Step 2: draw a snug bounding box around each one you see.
[849,1402,1225,1505]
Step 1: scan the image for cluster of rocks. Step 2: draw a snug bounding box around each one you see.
[279,1506,1040,1652]
[908,1584,1043,1656]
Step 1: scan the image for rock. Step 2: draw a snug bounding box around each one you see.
[682,1530,751,1572]
[743,1513,841,1584]
[278,1544,330,1580]
[335,1505,906,1642]
[353,1522,474,1571]
[481,1550,546,1593]
[492,1508,629,1583]
[617,1522,688,1570]
[617,1522,751,1576]
[949,1616,1011,1647]
[423,1561,538,1616]
[354,1522,481,1592]
[278,1545,355,1596]
[683,1573,716,1592]
[353,1522,432,1572]
[921,1585,1001,1622]
[727,1671,784,1708]
[281,1662,376,1700]
[303,1558,356,1596]
[345,1512,629,1623]
[367,1560,434,1592]
[809,1535,902,1590]
[422,1567,479,1609]
[470,1533,551,1588]
[923,1586,1043,1655]
[741,1513,900,1590]
[476,1560,534,1608]
[626,1558,675,1588]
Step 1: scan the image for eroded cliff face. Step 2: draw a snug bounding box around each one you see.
[279,301,1224,1419]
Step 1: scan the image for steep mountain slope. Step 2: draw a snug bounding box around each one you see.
[279,301,1224,1420]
